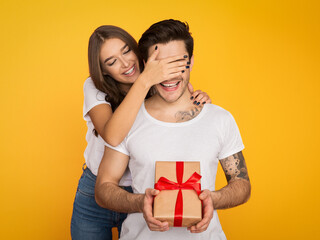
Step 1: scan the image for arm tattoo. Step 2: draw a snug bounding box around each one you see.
[175,106,202,122]
[220,151,249,182]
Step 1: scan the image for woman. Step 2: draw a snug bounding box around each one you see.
[71,25,211,240]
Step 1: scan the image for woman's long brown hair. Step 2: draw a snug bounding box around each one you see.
[88,25,144,112]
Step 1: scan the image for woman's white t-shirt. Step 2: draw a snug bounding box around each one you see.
[83,77,132,186]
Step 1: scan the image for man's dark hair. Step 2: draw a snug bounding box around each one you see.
[138,19,193,62]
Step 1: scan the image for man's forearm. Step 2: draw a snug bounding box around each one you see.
[95,182,144,213]
[211,179,251,209]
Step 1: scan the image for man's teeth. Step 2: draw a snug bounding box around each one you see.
[124,66,134,75]
[161,82,179,87]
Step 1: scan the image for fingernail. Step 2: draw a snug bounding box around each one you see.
[186,66,190,69]
[202,101,206,104]
[197,102,200,105]
[190,96,194,100]
[187,61,190,64]
[182,70,185,73]
[184,55,188,58]
[155,46,158,50]
[193,101,197,104]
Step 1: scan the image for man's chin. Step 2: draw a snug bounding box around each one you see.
[162,98,178,103]
[157,92,181,103]
[155,84,188,103]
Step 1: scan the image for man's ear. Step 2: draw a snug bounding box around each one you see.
[190,55,194,71]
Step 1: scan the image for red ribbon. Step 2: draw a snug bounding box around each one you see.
[154,162,202,227]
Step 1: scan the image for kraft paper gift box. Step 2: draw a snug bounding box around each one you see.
[153,161,202,227]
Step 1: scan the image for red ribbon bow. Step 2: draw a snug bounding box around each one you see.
[154,162,202,227]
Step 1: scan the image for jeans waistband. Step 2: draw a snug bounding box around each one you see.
[82,164,97,181]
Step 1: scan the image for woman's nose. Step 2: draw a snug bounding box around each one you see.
[120,57,130,68]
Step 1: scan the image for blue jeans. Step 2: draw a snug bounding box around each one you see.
[71,166,132,240]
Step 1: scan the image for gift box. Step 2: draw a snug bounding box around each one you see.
[153,161,202,227]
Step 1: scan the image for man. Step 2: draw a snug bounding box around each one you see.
[95,19,251,239]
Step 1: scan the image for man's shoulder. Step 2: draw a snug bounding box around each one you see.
[204,103,232,119]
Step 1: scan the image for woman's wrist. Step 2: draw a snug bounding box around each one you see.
[136,71,153,90]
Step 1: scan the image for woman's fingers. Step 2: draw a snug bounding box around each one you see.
[163,53,189,64]
[147,46,160,62]
[194,93,205,105]
[197,92,211,104]
[190,90,201,104]
[168,66,189,75]
[191,90,212,105]
[166,60,189,69]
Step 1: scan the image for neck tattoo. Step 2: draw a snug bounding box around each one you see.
[175,106,202,122]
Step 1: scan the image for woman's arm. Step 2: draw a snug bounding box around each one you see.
[103,75,150,146]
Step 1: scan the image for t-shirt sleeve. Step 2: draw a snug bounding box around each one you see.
[218,112,245,160]
[105,139,130,156]
[83,77,111,121]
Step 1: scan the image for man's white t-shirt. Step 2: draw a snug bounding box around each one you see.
[83,77,131,186]
[106,102,245,240]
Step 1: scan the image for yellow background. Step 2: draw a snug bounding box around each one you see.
[1,0,319,239]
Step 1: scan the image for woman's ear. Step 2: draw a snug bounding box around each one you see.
[190,55,194,71]
[101,68,108,76]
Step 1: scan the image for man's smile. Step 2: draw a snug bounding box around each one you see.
[159,81,181,91]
